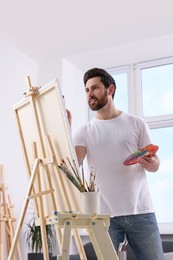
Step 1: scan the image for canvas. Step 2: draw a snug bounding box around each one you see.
[13,79,82,216]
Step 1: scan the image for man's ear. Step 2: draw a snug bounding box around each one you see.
[108,84,115,96]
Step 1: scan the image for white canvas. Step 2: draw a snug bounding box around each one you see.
[13,79,82,217]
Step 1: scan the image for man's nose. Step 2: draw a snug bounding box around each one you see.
[87,89,93,97]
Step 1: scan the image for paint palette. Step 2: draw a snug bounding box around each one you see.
[123,144,159,166]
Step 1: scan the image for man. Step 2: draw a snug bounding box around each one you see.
[73,68,164,259]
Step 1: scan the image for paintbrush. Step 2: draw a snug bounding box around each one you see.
[58,165,84,192]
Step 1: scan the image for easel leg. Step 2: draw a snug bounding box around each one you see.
[0,205,3,260]
[8,195,22,260]
[32,142,49,260]
[7,159,40,260]
[54,225,63,253]
[88,219,119,260]
[59,220,72,260]
[37,186,49,260]
[0,165,11,255]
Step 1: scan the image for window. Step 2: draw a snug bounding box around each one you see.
[136,58,173,229]
[141,63,173,117]
[149,127,173,223]
[108,66,129,113]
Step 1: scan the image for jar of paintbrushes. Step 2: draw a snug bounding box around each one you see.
[58,159,100,214]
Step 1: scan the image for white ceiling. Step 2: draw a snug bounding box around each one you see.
[1,0,173,63]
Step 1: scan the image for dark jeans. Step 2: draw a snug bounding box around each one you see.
[109,213,164,260]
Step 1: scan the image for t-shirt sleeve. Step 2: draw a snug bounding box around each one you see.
[73,127,86,147]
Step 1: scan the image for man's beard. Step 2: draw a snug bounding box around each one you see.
[88,91,108,111]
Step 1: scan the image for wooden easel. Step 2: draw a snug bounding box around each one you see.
[7,78,118,260]
[0,164,22,260]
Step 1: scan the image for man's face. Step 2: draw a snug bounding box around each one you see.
[85,77,109,111]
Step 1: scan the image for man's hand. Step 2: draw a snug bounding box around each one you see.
[66,109,72,128]
[140,154,160,172]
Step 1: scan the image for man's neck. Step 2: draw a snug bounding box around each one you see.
[95,104,121,120]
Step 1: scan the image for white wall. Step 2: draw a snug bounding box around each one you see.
[66,34,173,71]
[61,58,87,133]
[38,58,62,87]
[0,40,39,259]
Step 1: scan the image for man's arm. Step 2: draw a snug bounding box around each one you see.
[75,146,87,166]
[140,154,160,172]
[65,107,86,165]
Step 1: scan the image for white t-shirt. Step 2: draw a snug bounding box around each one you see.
[73,112,155,216]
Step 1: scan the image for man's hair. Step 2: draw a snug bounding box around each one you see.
[83,67,116,99]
